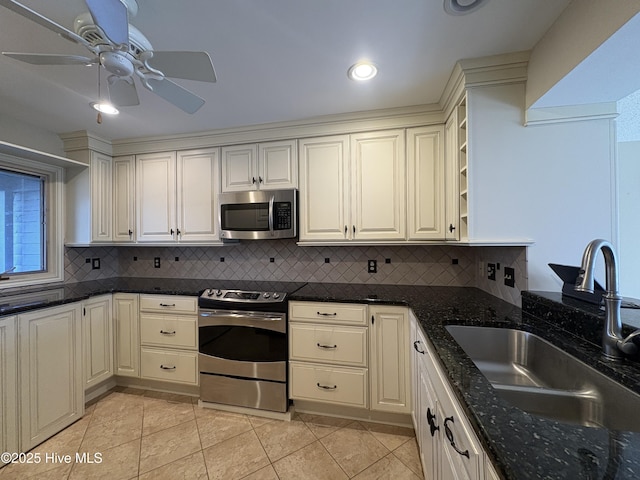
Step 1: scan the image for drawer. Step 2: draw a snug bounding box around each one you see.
[289,301,367,326]
[289,361,367,408]
[140,347,198,385]
[139,295,197,314]
[289,323,367,367]
[140,314,197,350]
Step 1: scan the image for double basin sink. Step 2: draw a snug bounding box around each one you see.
[445,325,640,432]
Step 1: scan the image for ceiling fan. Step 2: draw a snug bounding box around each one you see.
[0,0,217,113]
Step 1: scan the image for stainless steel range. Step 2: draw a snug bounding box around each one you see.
[198,284,301,413]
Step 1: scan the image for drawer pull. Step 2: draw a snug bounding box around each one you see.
[444,416,470,458]
[316,383,337,390]
[160,330,176,336]
[160,364,176,370]
[159,303,176,307]
[317,343,337,349]
[413,340,425,354]
[317,312,337,317]
[427,407,439,437]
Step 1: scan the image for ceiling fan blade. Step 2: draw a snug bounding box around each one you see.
[2,52,96,65]
[0,0,94,50]
[146,78,206,114]
[146,51,217,83]
[108,77,139,106]
[84,0,129,47]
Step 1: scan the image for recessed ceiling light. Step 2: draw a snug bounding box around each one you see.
[444,0,489,15]
[91,102,119,115]
[348,62,378,81]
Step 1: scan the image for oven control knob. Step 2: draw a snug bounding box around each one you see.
[263,293,271,299]
[207,289,214,297]
[273,293,280,299]
[215,289,222,296]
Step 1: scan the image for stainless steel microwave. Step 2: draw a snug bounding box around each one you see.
[219,189,297,240]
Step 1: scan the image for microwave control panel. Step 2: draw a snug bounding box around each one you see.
[274,202,292,230]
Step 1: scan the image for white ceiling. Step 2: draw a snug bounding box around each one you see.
[0,0,570,142]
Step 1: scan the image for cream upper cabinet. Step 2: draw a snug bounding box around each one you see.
[176,148,220,242]
[113,155,136,242]
[19,303,83,451]
[407,125,446,240]
[0,316,17,464]
[298,135,350,241]
[221,140,297,192]
[299,130,405,242]
[82,295,114,390]
[350,130,406,240]
[65,151,112,244]
[136,148,219,243]
[369,306,411,414]
[136,151,176,242]
[444,113,460,241]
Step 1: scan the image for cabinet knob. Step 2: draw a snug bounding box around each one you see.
[176,228,181,236]
[427,408,439,437]
[128,229,133,237]
[258,176,263,183]
[449,224,456,233]
[170,228,174,235]
[252,177,256,184]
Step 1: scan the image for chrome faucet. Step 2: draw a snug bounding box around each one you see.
[575,239,640,360]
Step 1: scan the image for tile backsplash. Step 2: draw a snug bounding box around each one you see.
[64,242,528,306]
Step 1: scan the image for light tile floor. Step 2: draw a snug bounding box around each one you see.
[0,388,424,479]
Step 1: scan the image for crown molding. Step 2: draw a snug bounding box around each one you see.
[59,130,113,156]
[525,102,619,126]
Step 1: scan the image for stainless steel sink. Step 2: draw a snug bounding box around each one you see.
[445,325,640,431]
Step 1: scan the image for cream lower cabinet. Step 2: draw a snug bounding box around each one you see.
[82,295,114,389]
[370,306,411,413]
[0,316,17,465]
[289,301,410,415]
[299,130,406,242]
[411,312,496,480]
[19,303,83,451]
[114,293,140,377]
[139,295,198,385]
[289,301,369,408]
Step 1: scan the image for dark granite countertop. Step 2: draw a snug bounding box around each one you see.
[3,279,640,478]
[291,283,640,480]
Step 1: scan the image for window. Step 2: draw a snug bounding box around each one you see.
[0,169,46,275]
[0,154,63,288]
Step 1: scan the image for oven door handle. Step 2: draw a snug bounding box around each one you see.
[268,195,275,236]
[199,310,286,333]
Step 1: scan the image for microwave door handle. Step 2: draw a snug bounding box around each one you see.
[268,195,275,236]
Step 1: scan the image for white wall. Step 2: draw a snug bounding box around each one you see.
[0,115,64,157]
[618,141,640,299]
[468,83,615,292]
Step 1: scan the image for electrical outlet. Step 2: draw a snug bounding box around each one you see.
[368,259,377,273]
[154,257,161,268]
[91,258,100,270]
[487,263,496,281]
[504,267,515,288]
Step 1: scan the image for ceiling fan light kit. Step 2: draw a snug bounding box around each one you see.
[0,0,217,114]
[444,0,489,15]
[91,102,119,115]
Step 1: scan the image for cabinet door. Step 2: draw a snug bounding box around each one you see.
[258,140,298,190]
[351,130,406,240]
[114,293,140,377]
[444,112,460,241]
[369,306,411,413]
[298,135,350,241]
[0,316,17,463]
[113,155,136,242]
[221,144,258,192]
[19,304,83,451]
[418,353,439,479]
[176,148,220,242]
[136,151,176,242]
[407,126,446,240]
[83,295,113,389]
[90,152,113,242]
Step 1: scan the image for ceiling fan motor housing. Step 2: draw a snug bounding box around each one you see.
[100,51,134,77]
